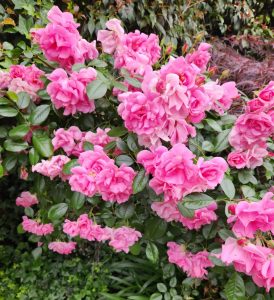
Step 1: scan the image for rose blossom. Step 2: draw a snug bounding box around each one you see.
[22,216,54,236]
[109,226,142,253]
[16,191,38,207]
[48,241,77,255]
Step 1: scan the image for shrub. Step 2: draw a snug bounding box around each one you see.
[0,3,273,300]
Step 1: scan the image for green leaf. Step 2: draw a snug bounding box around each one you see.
[86,78,108,100]
[71,192,85,210]
[219,228,235,240]
[4,139,28,152]
[89,59,108,68]
[125,76,142,88]
[157,283,167,293]
[32,247,42,260]
[0,164,4,178]
[146,242,159,264]
[145,217,167,240]
[30,105,50,125]
[63,159,79,175]
[214,129,231,152]
[115,202,135,219]
[129,243,141,256]
[3,42,14,50]
[238,170,257,184]
[202,141,214,152]
[108,126,127,137]
[183,193,214,209]
[202,222,218,239]
[133,169,149,194]
[224,272,245,300]
[2,154,17,171]
[83,141,94,151]
[17,92,30,109]
[0,126,8,138]
[127,133,139,152]
[0,107,18,117]
[220,176,235,199]
[32,135,53,158]
[24,207,34,217]
[115,155,134,166]
[72,63,86,72]
[150,293,162,300]
[6,91,18,102]
[104,141,116,152]
[177,202,195,218]
[29,148,39,165]
[48,203,68,220]
[9,124,29,140]
[0,97,11,105]
[112,81,128,92]
[241,185,256,199]
[206,119,222,132]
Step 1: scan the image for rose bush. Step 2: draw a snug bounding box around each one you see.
[0,5,273,299]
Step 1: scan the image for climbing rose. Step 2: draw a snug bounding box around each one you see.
[22,216,54,236]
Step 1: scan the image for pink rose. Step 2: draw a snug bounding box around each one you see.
[16,191,38,207]
[227,151,248,169]
[48,241,76,255]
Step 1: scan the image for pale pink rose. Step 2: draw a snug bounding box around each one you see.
[0,71,11,89]
[258,81,274,110]
[48,241,76,255]
[246,146,268,169]
[16,191,38,207]
[246,98,266,113]
[151,201,181,222]
[22,216,54,236]
[197,157,228,189]
[166,119,196,145]
[31,6,98,69]
[137,146,167,175]
[188,88,211,123]
[77,146,114,173]
[114,30,161,75]
[47,68,96,115]
[228,192,274,238]
[118,92,166,136]
[227,151,248,169]
[109,226,142,253]
[96,164,136,203]
[69,166,97,197]
[97,18,124,54]
[186,42,211,71]
[229,112,273,150]
[24,64,45,90]
[32,155,70,180]
[179,202,218,230]
[204,81,239,115]
[84,128,115,148]
[77,214,93,240]
[9,78,39,102]
[52,128,77,155]
[167,242,213,278]
[63,219,80,237]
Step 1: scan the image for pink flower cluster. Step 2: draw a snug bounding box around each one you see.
[48,241,76,255]
[228,81,274,169]
[32,155,70,180]
[221,237,274,292]
[52,126,116,157]
[220,192,274,291]
[69,146,135,203]
[0,64,44,102]
[16,191,38,208]
[63,214,141,253]
[98,19,160,76]
[47,68,97,115]
[151,201,217,230]
[228,192,274,238]
[137,144,228,202]
[22,216,54,236]
[118,53,238,147]
[167,242,213,278]
[31,6,98,69]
